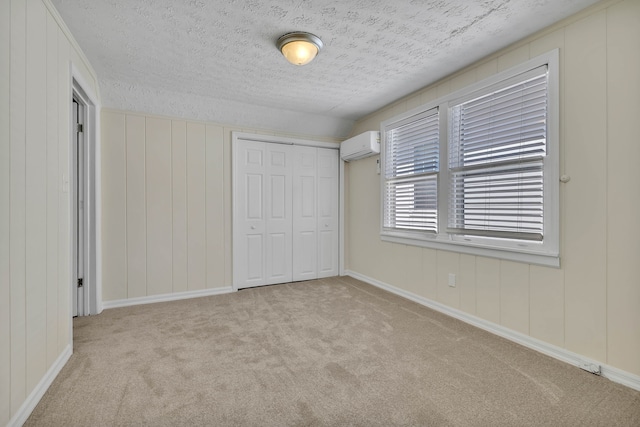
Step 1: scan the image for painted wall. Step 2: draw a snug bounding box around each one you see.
[0,0,100,424]
[346,0,640,377]
[100,110,340,302]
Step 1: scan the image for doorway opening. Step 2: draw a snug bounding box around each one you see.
[72,77,99,316]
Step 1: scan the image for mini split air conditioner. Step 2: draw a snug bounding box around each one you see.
[340,131,380,162]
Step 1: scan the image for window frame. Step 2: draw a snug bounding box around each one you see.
[380,50,560,267]
[382,107,440,234]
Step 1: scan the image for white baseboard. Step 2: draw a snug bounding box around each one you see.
[8,344,73,427]
[102,286,235,310]
[346,270,640,392]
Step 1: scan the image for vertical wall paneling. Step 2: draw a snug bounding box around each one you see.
[101,112,127,301]
[475,257,501,324]
[345,160,362,274]
[125,115,147,298]
[529,29,565,58]
[377,241,400,287]
[101,111,127,300]
[10,0,27,412]
[145,117,173,296]
[563,11,608,362]
[104,117,342,299]
[56,25,71,352]
[205,125,224,289]
[606,0,640,375]
[0,0,11,422]
[344,82,384,280]
[186,122,206,290]
[405,93,423,112]
[497,45,530,71]
[474,59,498,82]
[45,10,59,366]
[449,69,476,93]
[529,265,565,347]
[499,261,530,335]
[418,86,437,106]
[458,254,477,315]
[436,81,451,99]
[171,120,188,293]
[25,0,48,390]
[396,245,423,296]
[347,155,382,278]
[343,155,350,272]
[420,248,438,300]
[529,31,567,336]
[223,127,240,287]
[3,0,99,420]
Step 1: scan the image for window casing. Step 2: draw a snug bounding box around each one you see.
[380,50,559,267]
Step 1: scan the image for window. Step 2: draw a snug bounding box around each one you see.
[383,109,439,233]
[380,50,559,266]
[448,66,547,241]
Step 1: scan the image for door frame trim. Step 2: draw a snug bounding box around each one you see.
[231,132,342,290]
[70,63,102,316]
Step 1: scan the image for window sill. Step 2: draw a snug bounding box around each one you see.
[380,233,560,268]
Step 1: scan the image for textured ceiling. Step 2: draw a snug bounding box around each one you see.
[52,0,599,137]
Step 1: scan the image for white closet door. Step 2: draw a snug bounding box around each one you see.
[234,140,267,288]
[265,144,293,285]
[292,145,318,281]
[317,148,339,278]
[233,135,338,289]
[233,140,292,289]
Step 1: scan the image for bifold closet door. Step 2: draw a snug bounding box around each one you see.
[292,146,339,281]
[316,148,339,278]
[234,140,292,289]
[234,139,338,289]
[292,146,318,281]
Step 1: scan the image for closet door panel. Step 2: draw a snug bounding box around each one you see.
[234,141,267,288]
[317,148,339,278]
[265,145,292,285]
[245,171,264,282]
[246,234,263,281]
[292,146,318,281]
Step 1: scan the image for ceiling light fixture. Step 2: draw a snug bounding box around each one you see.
[277,32,323,66]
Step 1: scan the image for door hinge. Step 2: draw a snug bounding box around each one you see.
[76,123,83,133]
[77,278,83,288]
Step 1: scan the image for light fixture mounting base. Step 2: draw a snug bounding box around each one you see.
[276,31,324,52]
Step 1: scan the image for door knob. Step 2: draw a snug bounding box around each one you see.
[251,226,256,230]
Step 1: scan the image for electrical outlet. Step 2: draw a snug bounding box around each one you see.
[448,273,456,287]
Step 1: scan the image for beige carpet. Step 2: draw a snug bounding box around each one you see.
[26,276,640,426]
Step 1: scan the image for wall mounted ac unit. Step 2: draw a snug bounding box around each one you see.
[340,131,380,162]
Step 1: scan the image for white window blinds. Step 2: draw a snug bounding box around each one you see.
[448,66,548,241]
[383,108,439,233]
